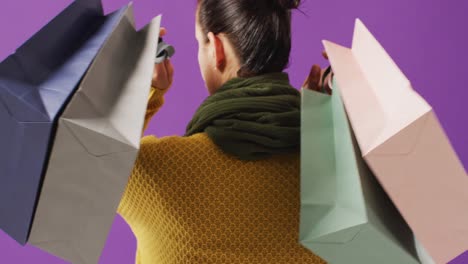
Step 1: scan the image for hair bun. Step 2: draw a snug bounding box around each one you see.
[276,0,301,10]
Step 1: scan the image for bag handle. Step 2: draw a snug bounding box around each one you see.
[155,37,175,64]
[321,65,333,94]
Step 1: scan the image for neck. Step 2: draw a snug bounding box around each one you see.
[220,66,239,84]
[210,66,239,95]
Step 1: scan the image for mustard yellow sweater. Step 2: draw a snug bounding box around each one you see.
[117,87,326,264]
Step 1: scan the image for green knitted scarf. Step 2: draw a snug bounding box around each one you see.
[185,72,301,161]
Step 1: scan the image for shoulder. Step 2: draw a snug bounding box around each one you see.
[136,132,299,168]
[136,133,221,164]
[139,133,216,153]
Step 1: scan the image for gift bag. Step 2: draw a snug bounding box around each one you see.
[323,19,468,264]
[0,0,125,245]
[27,4,161,264]
[300,81,422,263]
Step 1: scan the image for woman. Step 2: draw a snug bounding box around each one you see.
[117,0,330,263]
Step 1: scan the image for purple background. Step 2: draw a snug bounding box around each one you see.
[1,0,467,263]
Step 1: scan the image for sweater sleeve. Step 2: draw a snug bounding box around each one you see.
[142,86,169,134]
[117,86,167,221]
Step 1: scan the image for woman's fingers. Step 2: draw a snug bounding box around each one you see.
[160,27,167,37]
[302,65,316,88]
[151,27,174,91]
[158,62,168,84]
[306,64,322,91]
[322,50,329,60]
[153,62,168,89]
[166,59,174,86]
[302,51,331,93]
[152,60,175,91]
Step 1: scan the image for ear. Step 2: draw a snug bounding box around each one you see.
[207,32,226,71]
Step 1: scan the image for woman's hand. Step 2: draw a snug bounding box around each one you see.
[302,51,332,95]
[152,27,174,91]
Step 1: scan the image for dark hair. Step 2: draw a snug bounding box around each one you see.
[197,0,301,77]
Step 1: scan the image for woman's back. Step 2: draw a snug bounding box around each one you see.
[116,1,328,261]
[118,132,326,263]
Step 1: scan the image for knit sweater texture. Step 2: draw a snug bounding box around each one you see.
[117,86,326,264]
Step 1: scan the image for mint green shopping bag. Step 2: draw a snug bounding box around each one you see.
[299,79,422,264]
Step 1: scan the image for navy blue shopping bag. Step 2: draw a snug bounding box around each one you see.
[0,0,126,244]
